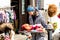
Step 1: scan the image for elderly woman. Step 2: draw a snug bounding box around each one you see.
[48,4,60,40]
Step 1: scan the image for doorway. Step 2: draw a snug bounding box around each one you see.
[11,0,30,33]
[11,0,19,33]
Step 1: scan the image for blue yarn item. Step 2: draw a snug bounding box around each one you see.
[27,6,35,12]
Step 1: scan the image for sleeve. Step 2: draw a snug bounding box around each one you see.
[40,17,47,28]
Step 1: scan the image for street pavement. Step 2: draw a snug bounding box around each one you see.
[14,34,27,40]
[14,33,48,40]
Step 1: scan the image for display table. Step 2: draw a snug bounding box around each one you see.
[19,30,44,40]
[31,30,44,40]
[31,29,53,40]
[19,29,53,40]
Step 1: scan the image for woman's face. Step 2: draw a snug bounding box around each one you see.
[48,4,57,17]
[28,11,34,15]
[49,6,57,13]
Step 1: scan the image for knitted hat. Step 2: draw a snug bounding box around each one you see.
[27,6,35,12]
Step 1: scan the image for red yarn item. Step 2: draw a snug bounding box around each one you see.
[58,13,60,19]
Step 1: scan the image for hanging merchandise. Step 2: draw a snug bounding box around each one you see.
[0,13,3,22]
[6,9,14,23]
[5,11,10,23]
[0,10,6,23]
[11,10,14,19]
[0,6,16,23]
[10,9,16,23]
[6,11,11,23]
[13,10,16,20]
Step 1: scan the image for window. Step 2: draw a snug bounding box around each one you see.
[22,0,25,14]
